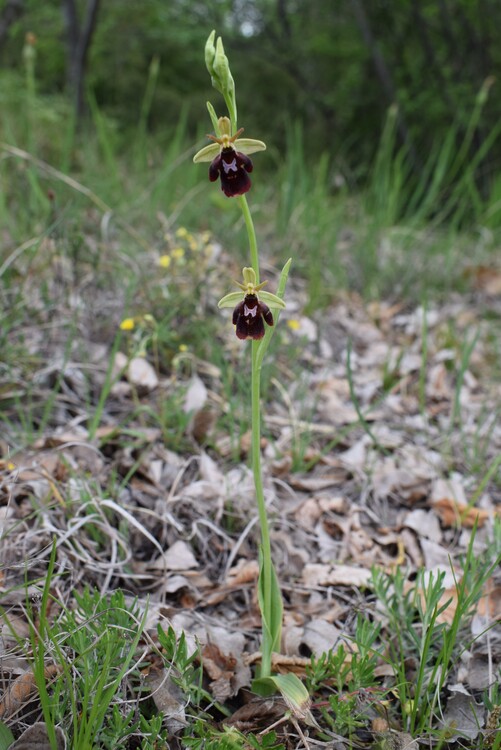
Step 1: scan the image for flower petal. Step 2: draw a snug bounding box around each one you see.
[209,153,222,182]
[236,151,253,173]
[218,292,244,308]
[193,143,221,163]
[234,138,266,154]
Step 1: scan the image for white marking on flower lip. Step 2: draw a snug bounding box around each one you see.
[223,158,238,174]
[244,304,258,317]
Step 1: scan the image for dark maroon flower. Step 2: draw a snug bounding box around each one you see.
[232,293,274,340]
[218,267,285,342]
[193,117,266,198]
[209,147,253,197]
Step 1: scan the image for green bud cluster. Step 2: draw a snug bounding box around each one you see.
[205,30,237,131]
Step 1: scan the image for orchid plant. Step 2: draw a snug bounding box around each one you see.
[193,32,310,715]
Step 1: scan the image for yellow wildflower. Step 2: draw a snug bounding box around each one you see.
[287,319,300,331]
[179,344,188,352]
[175,227,188,238]
[172,247,185,261]
[120,318,135,331]
[159,254,171,268]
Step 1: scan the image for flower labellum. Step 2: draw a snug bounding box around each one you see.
[218,267,286,341]
[209,147,253,197]
[232,293,273,340]
[193,116,266,198]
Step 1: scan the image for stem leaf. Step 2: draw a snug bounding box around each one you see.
[257,548,283,659]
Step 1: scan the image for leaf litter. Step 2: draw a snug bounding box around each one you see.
[0,235,500,747]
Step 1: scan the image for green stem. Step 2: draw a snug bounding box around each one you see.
[238,195,260,281]
[238,192,274,678]
[251,338,273,678]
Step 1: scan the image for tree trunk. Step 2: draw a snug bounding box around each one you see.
[62,0,101,122]
[0,0,24,52]
[350,0,418,166]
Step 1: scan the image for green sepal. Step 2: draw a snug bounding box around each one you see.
[234,138,267,154]
[259,291,286,309]
[217,292,243,309]
[193,138,266,164]
[218,291,285,310]
[193,143,220,163]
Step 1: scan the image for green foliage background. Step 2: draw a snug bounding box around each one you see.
[3,0,501,188]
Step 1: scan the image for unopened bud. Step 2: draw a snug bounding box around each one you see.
[204,31,236,113]
[213,36,235,99]
[204,30,217,79]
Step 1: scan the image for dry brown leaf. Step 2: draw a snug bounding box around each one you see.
[226,697,289,731]
[316,376,358,424]
[372,728,418,749]
[183,374,207,413]
[466,264,501,295]
[202,642,238,701]
[440,690,483,740]
[477,582,501,620]
[410,575,497,627]
[191,407,217,442]
[289,472,347,491]
[127,356,159,391]
[367,300,405,327]
[466,654,491,690]
[431,476,467,505]
[226,559,259,586]
[430,476,500,527]
[163,540,199,571]
[294,495,347,529]
[144,668,187,733]
[302,563,372,588]
[433,497,492,528]
[245,652,311,673]
[0,665,60,719]
[9,722,66,750]
[426,362,450,399]
[339,437,368,471]
[301,618,342,655]
[202,641,237,680]
[399,528,424,567]
[404,508,442,542]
